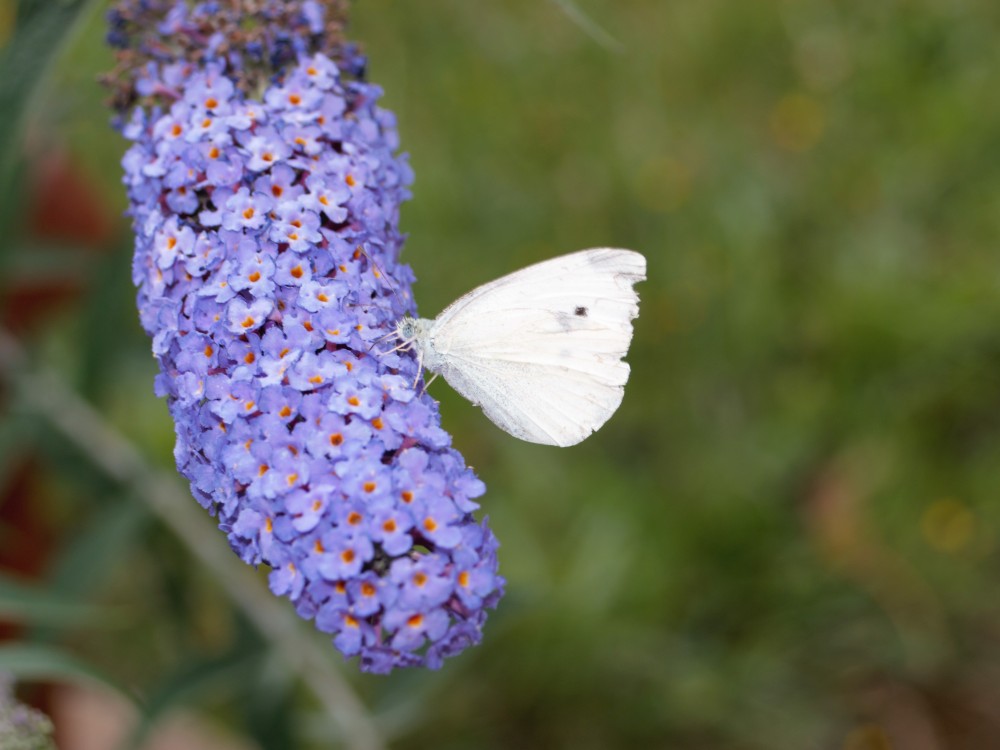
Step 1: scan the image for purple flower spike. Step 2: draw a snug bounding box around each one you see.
[110,0,504,673]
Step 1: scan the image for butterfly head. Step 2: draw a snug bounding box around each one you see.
[392,315,439,382]
[395,315,418,345]
[393,315,434,352]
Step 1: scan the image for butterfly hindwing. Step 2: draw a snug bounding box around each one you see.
[431,353,627,446]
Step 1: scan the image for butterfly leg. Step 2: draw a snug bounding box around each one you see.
[411,347,425,388]
[418,371,439,396]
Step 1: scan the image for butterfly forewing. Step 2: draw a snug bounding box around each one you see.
[426,248,646,446]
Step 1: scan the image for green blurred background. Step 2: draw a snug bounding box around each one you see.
[3,0,1000,748]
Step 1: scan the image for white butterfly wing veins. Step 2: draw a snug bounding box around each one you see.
[400,248,646,447]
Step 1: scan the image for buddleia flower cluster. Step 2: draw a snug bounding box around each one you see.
[107,0,503,673]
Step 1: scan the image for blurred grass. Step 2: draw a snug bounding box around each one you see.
[4,0,1000,748]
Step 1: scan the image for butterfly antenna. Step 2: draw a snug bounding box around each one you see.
[372,337,413,357]
[368,338,389,354]
[355,244,409,316]
[368,327,398,352]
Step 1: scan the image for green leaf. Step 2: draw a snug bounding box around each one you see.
[0,0,93,148]
[26,495,147,643]
[2,243,95,279]
[0,643,133,702]
[117,650,262,750]
[45,494,150,598]
[77,240,139,402]
[243,650,297,750]
[0,573,109,627]
[0,0,97,239]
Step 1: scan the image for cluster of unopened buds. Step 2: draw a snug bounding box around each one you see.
[111,0,503,673]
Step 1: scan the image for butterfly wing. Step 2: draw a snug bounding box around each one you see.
[425,248,646,447]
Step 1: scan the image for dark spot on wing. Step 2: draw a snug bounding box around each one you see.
[574,306,588,317]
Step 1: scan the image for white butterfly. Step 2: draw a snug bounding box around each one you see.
[394,248,646,447]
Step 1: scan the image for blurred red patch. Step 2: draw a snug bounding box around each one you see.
[27,150,116,248]
[2,148,120,334]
